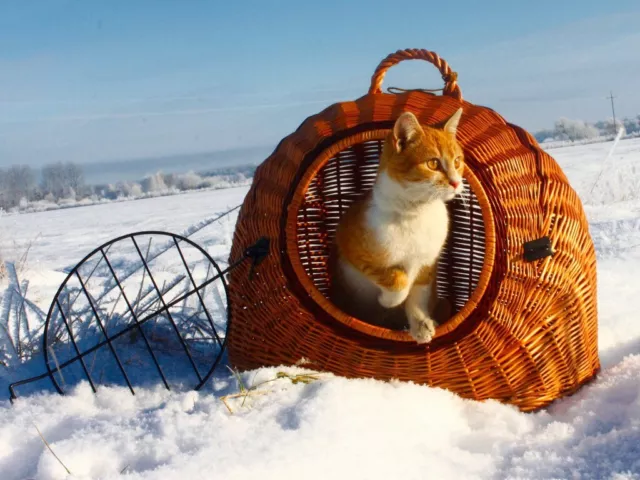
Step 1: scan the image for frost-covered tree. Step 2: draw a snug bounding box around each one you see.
[113,181,143,198]
[0,165,35,209]
[607,118,625,135]
[594,118,625,136]
[128,182,143,197]
[163,173,176,189]
[63,186,76,200]
[41,163,65,198]
[534,129,556,143]
[174,171,203,190]
[623,117,640,134]
[41,162,85,200]
[554,118,599,141]
[141,173,168,193]
[64,162,84,193]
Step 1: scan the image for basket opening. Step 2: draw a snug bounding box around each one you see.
[290,133,491,341]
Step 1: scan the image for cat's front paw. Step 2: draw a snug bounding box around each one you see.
[378,289,409,309]
[407,310,438,344]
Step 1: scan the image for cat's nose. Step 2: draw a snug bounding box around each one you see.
[449,180,460,189]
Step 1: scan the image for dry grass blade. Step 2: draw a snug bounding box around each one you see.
[275,372,322,384]
[48,345,67,388]
[133,237,153,317]
[221,390,269,414]
[220,369,323,414]
[34,423,71,475]
[226,366,248,393]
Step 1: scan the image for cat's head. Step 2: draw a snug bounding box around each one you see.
[380,108,465,202]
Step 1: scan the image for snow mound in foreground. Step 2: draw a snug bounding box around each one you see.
[1,357,640,480]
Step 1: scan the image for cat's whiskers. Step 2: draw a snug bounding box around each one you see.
[457,186,470,212]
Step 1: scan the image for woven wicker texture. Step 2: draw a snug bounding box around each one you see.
[227,49,599,411]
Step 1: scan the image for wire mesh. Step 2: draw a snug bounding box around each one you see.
[8,231,267,401]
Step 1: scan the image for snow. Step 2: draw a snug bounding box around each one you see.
[0,186,248,272]
[2,138,640,479]
[0,187,247,333]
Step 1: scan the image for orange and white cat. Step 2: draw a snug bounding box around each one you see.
[330,108,464,343]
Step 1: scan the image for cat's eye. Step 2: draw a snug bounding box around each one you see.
[426,158,440,170]
[454,157,461,168]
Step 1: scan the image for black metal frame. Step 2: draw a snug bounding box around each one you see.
[8,231,269,402]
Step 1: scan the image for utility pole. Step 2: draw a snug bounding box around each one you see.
[607,91,617,134]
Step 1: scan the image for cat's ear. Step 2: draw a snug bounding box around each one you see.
[444,108,463,136]
[393,112,422,153]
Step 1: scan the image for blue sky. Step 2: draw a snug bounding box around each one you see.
[1,0,639,166]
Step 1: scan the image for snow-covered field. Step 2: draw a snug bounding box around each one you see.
[2,138,640,479]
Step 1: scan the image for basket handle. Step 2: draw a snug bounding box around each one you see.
[368,48,462,100]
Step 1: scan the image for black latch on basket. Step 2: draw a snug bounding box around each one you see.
[245,237,271,279]
[523,236,554,262]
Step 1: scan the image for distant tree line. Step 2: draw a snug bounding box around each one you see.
[91,167,253,202]
[0,161,255,213]
[535,115,640,143]
[0,162,87,211]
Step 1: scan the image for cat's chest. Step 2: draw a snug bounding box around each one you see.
[369,201,449,266]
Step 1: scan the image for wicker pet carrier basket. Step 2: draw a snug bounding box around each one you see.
[227,49,599,411]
